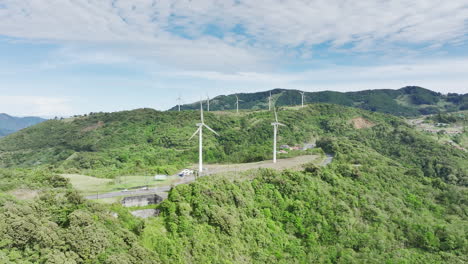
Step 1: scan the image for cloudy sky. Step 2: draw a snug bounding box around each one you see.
[0,0,467,117]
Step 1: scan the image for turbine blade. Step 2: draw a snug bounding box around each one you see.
[278,123,286,127]
[274,109,278,122]
[189,127,201,140]
[203,124,219,136]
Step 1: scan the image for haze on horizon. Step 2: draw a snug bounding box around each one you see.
[0,0,467,117]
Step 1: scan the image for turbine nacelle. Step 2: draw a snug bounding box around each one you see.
[271,122,286,126]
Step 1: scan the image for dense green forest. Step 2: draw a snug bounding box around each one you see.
[0,169,157,263]
[171,86,468,116]
[0,103,467,263]
[0,138,466,263]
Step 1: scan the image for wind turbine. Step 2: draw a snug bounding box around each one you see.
[299,91,305,108]
[268,91,272,111]
[235,95,243,114]
[206,94,210,111]
[189,101,219,174]
[177,96,182,111]
[271,108,285,163]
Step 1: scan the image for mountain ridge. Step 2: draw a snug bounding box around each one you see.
[0,104,466,186]
[170,86,467,116]
[0,113,46,137]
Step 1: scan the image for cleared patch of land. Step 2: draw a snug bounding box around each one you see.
[63,173,185,196]
[351,117,375,129]
[200,154,323,176]
[406,115,466,151]
[62,174,113,195]
[8,189,39,200]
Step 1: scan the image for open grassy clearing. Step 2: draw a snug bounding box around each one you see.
[62,173,181,196]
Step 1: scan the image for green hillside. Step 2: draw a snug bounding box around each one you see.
[0,104,467,263]
[145,139,467,263]
[0,104,466,186]
[0,136,466,263]
[171,86,468,116]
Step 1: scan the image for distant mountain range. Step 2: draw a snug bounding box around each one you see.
[0,114,46,137]
[170,86,467,116]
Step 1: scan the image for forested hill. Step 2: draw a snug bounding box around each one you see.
[170,86,467,116]
[0,105,467,262]
[1,104,467,263]
[0,104,466,186]
[0,113,45,137]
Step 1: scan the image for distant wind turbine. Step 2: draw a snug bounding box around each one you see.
[206,94,210,111]
[299,91,305,108]
[177,96,182,111]
[189,101,219,173]
[271,108,286,163]
[268,91,272,111]
[235,95,243,114]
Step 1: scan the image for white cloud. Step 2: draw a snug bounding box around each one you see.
[0,0,466,68]
[0,0,466,116]
[0,96,74,117]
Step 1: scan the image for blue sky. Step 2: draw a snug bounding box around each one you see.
[0,0,467,117]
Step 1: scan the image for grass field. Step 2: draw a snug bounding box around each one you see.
[61,174,113,195]
[62,174,180,196]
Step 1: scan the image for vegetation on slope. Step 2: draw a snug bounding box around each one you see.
[1,138,466,263]
[0,105,467,263]
[0,104,466,186]
[0,169,157,263]
[143,138,467,263]
[171,86,468,116]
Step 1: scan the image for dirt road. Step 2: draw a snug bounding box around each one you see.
[200,154,322,176]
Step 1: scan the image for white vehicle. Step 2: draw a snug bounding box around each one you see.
[178,169,194,177]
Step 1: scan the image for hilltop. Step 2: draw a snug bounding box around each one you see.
[170,86,467,116]
[0,113,45,137]
[0,104,466,186]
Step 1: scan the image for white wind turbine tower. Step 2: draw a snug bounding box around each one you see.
[271,108,285,163]
[206,94,210,111]
[268,91,272,111]
[235,95,243,114]
[299,91,305,108]
[177,96,182,111]
[189,101,219,174]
